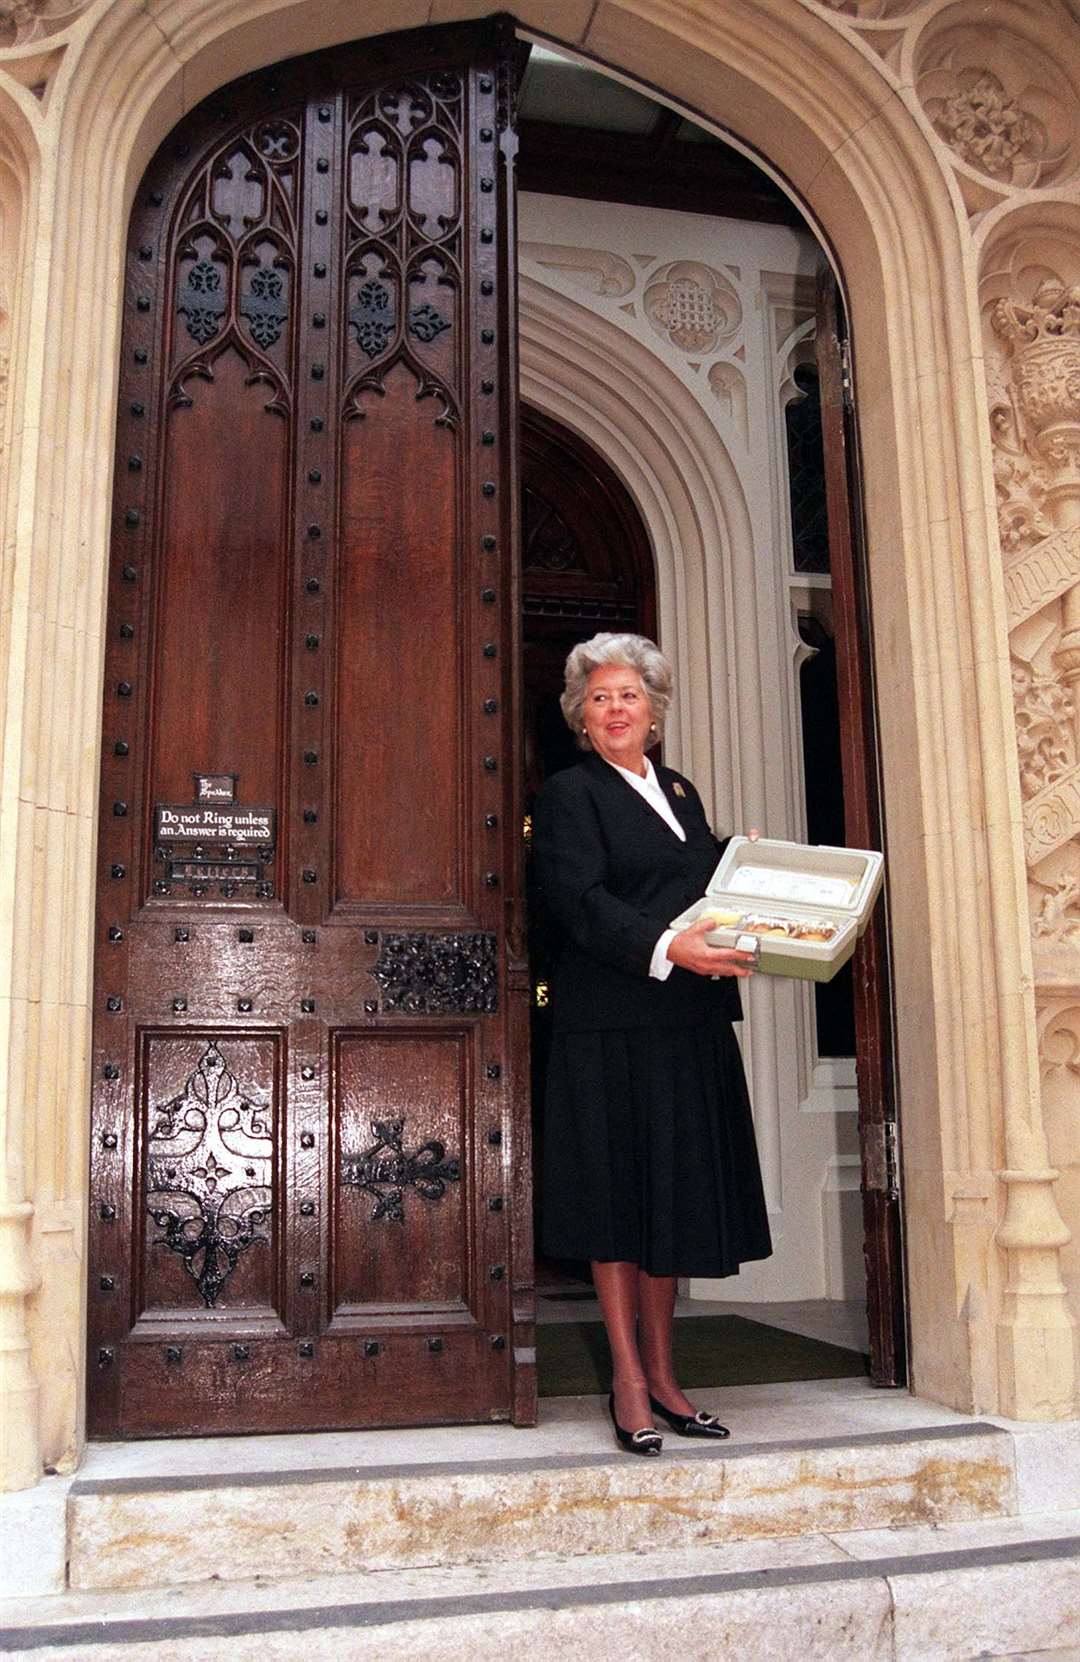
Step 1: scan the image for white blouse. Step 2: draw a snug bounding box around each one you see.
[607,757,683,980]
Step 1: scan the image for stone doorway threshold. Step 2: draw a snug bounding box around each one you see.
[3,1376,1080,1658]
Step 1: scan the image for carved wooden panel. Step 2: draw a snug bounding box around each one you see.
[88,21,532,1440]
[331,1031,468,1311]
[336,371,461,907]
[152,354,290,900]
[135,1033,283,1322]
[520,405,653,633]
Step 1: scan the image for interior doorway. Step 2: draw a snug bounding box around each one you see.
[514,46,904,1388]
[519,404,657,1291]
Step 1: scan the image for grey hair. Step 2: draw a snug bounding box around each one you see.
[560,632,673,750]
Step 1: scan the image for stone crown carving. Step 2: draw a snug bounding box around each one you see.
[992,282,1080,470]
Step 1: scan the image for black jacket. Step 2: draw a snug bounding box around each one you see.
[531,753,741,1031]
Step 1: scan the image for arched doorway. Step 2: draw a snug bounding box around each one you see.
[8,0,1052,1484]
[84,22,900,1441]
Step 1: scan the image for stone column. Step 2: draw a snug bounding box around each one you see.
[991,283,1080,1417]
[0,1194,41,1490]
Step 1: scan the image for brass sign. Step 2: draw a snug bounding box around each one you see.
[194,773,237,803]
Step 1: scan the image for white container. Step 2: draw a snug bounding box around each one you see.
[669,836,885,983]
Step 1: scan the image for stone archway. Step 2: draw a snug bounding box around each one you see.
[0,0,1076,1487]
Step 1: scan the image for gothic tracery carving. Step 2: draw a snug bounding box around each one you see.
[0,0,87,48]
[643,261,741,354]
[916,28,1078,192]
[341,76,462,424]
[169,119,299,405]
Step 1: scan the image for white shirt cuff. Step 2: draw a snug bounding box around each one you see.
[649,928,677,981]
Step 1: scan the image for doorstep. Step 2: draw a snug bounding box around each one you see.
[3,1511,1080,1659]
[1,1376,1077,1600]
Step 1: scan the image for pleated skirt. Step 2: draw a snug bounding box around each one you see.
[542,1019,773,1278]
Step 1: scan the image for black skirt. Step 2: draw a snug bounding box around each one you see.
[542,1018,772,1278]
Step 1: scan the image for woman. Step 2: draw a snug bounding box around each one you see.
[532,632,772,1455]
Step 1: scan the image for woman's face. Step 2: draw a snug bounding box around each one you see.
[581,663,654,771]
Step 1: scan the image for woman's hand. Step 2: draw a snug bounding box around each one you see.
[666,917,756,978]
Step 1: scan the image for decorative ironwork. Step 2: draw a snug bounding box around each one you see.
[371,931,498,1013]
[341,1117,460,1222]
[408,301,450,343]
[145,1043,272,1308]
[177,260,226,345]
[349,279,395,357]
[240,263,288,349]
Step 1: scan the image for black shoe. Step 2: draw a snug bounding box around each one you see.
[648,1393,730,1439]
[608,1392,662,1456]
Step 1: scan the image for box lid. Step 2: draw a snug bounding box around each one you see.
[704,836,884,932]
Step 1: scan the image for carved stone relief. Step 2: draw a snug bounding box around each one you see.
[518,237,747,413]
[813,0,927,16]
[982,221,1080,966]
[707,361,748,445]
[916,21,1079,193]
[518,242,634,298]
[643,261,741,354]
[0,0,87,48]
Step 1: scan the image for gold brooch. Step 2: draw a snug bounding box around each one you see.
[672,782,685,798]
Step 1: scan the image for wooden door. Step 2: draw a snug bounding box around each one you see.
[816,266,907,1388]
[87,21,534,1438]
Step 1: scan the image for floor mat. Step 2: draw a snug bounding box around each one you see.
[538,1312,868,1396]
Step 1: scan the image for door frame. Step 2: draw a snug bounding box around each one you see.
[817,266,907,1387]
[520,274,905,1382]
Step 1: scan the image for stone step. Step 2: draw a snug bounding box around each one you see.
[65,1419,1016,1593]
[3,1512,1080,1660]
